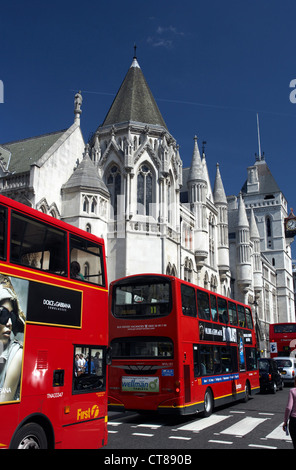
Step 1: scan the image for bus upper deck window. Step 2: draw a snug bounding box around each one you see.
[70,235,105,286]
[10,212,67,275]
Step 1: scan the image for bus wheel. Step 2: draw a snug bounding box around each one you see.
[202,388,214,417]
[10,423,48,449]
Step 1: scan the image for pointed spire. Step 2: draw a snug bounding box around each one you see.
[249,206,260,240]
[188,136,206,183]
[237,192,249,227]
[213,163,227,204]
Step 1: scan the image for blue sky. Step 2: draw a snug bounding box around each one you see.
[1,0,296,255]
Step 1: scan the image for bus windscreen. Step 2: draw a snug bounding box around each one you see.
[112,279,172,318]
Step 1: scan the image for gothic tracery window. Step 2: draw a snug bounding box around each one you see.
[137,164,153,216]
[266,215,273,248]
[107,165,121,217]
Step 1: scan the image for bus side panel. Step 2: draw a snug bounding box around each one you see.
[17,321,108,449]
[0,406,20,448]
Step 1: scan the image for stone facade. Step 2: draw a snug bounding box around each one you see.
[1,55,294,355]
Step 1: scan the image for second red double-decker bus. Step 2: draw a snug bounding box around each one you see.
[269,323,296,357]
[0,195,109,449]
[108,274,259,416]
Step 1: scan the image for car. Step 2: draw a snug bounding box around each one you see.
[273,356,296,385]
[259,358,284,393]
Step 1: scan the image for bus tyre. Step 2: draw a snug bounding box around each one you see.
[202,388,214,417]
[10,423,48,449]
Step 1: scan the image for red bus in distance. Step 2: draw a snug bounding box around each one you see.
[0,195,109,449]
[108,274,259,416]
[269,323,296,357]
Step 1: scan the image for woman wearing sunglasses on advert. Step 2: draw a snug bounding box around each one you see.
[0,275,25,403]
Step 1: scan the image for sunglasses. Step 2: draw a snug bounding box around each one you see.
[0,306,18,328]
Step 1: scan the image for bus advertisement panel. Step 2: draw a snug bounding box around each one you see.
[0,195,109,449]
[108,274,259,416]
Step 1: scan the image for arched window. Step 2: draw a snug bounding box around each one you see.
[266,216,273,248]
[137,164,153,216]
[83,195,89,213]
[209,214,216,268]
[184,257,193,283]
[91,197,97,214]
[107,165,121,217]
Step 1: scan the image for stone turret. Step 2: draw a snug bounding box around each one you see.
[188,136,208,268]
[236,192,252,301]
[213,163,229,280]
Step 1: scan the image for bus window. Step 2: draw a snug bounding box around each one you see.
[112,280,171,318]
[210,294,218,322]
[274,324,296,333]
[213,346,221,374]
[245,307,253,329]
[221,346,237,373]
[200,345,214,375]
[196,290,211,320]
[73,345,106,393]
[245,347,258,371]
[181,284,197,317]
[0,206,7,260]
[217,297,228,323]
[70,235,105,286]
[228,301,238,326]
[111,337,173,359]
[193,344,199,377]
[10,212,67,275]
[237,305,245,327]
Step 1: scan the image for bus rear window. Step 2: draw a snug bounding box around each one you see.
[111,337,173,359]
[274,324,296,334]
[112,280,171,318]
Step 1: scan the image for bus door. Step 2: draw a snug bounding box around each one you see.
[182,343,194,404]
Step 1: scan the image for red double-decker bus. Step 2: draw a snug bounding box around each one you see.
[0,195,109,449]
[269,323,296,357]
[108,274,259,416]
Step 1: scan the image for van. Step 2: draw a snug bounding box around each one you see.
[274,357,296,384]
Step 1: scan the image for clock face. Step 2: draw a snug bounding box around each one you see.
[287,218,296,230]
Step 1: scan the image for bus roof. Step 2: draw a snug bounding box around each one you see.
[0,194,104,245]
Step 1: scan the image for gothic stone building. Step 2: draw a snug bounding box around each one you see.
[0,55,294,354]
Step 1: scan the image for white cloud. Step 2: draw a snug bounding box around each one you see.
[147,25,185,49]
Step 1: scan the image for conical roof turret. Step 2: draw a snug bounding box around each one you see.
[237,192,249,227]
[102,56,167,129]
[188,136,206,183]
[62,146,109,195]
[213,163,227,204]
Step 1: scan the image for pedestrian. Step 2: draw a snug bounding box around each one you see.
[283,376,296,449]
